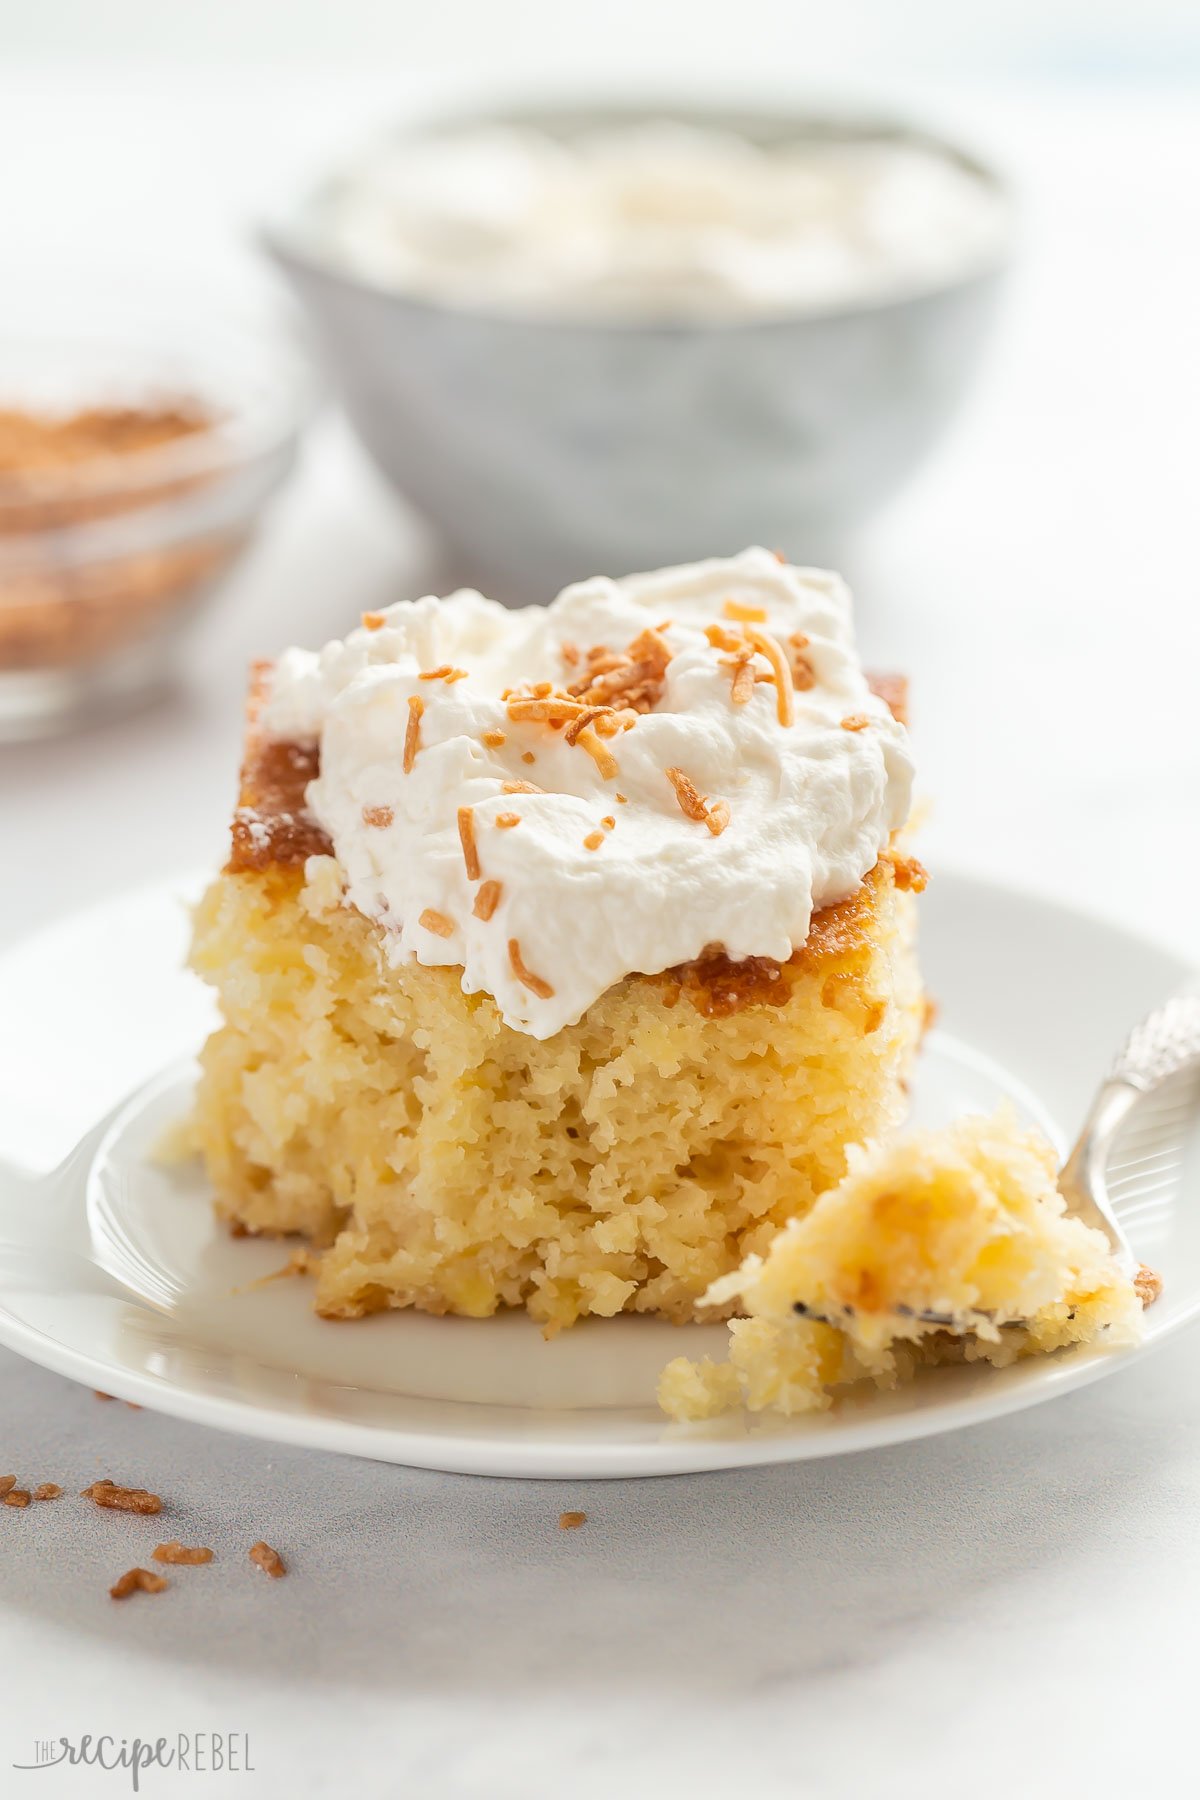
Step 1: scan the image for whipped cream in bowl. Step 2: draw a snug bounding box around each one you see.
[262,548,913,1037]
[264,105,1011,589]
[317,118,1009,324]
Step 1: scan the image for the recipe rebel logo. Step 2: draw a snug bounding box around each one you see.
[13,1734,255,1789]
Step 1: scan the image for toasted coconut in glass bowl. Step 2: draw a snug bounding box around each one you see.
[0,290,310,739]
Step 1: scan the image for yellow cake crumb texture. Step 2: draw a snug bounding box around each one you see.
[657,1108,1144,1421]
[188,853,921,1334]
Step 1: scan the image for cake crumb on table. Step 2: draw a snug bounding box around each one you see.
[249,1541,287,1578]
[558,1511,587,1530]
[81,1480,163,1515]
[32,1484,63,1502]
[0,1476,15,1497]
[110,1568,169,1601]
[3,1489,31,1509]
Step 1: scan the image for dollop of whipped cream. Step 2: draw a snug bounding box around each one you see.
[322,121,1007,321]
[262,549,913,1038]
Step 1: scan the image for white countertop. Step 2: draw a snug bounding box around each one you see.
[1,72,1198,1798]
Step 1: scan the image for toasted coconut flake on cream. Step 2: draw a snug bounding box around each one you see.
[403,695,424,773]
[665,766,712,823]
[258,549,914,1038]
[509,939,555,999]
[745,627,795,727]
[419,908,455,938]
[457,806,480,880]
[473,879,503,920]
[576,726,619,780]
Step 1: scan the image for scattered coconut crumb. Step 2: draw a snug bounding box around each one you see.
[362,804,394,829]
[361,611,386,631]
[583,830,605,851]
[154,1541,214,1566]
[110,1567,169,1600]
[82,1480,162,1516]
[249,1541,287,1579]
[840,714,871,732]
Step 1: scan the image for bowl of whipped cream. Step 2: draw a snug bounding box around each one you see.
[265,105,1012,591]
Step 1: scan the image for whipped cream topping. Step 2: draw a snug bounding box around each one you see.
[262,549,914,1038]
[320,121,1007,321]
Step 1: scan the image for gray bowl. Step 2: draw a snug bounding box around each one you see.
[264,103,1012,595]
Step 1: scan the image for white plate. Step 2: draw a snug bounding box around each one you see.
[0,870,1196,1479]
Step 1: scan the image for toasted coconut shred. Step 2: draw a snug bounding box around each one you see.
[111,1568,169,1600]
[419,908,455,939]
[665,766,729,836]
[509,938,555,999]
[745,627,795,727]
[473,879,503,920]
[82,1480,162,1515]
[403,694,424,773]
[249,1541,287,1579]
[457,805,480,880]
[575,726,619,781]
[154,1541,214,1565]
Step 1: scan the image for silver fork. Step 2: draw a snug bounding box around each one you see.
[792,991,1200,1332]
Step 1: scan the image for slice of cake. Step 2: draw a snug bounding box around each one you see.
[658,1109,1147,1419]
[188,547,923,1332]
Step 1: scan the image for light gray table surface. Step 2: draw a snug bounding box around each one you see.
[1,73,1198,1797]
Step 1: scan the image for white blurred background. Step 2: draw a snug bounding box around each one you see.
[6,0,1200,78]
[1,0,1198,965]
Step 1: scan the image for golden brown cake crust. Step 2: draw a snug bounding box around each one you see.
[227,663,330,872]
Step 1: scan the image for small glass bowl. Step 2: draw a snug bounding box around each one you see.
[0,291,311,740]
